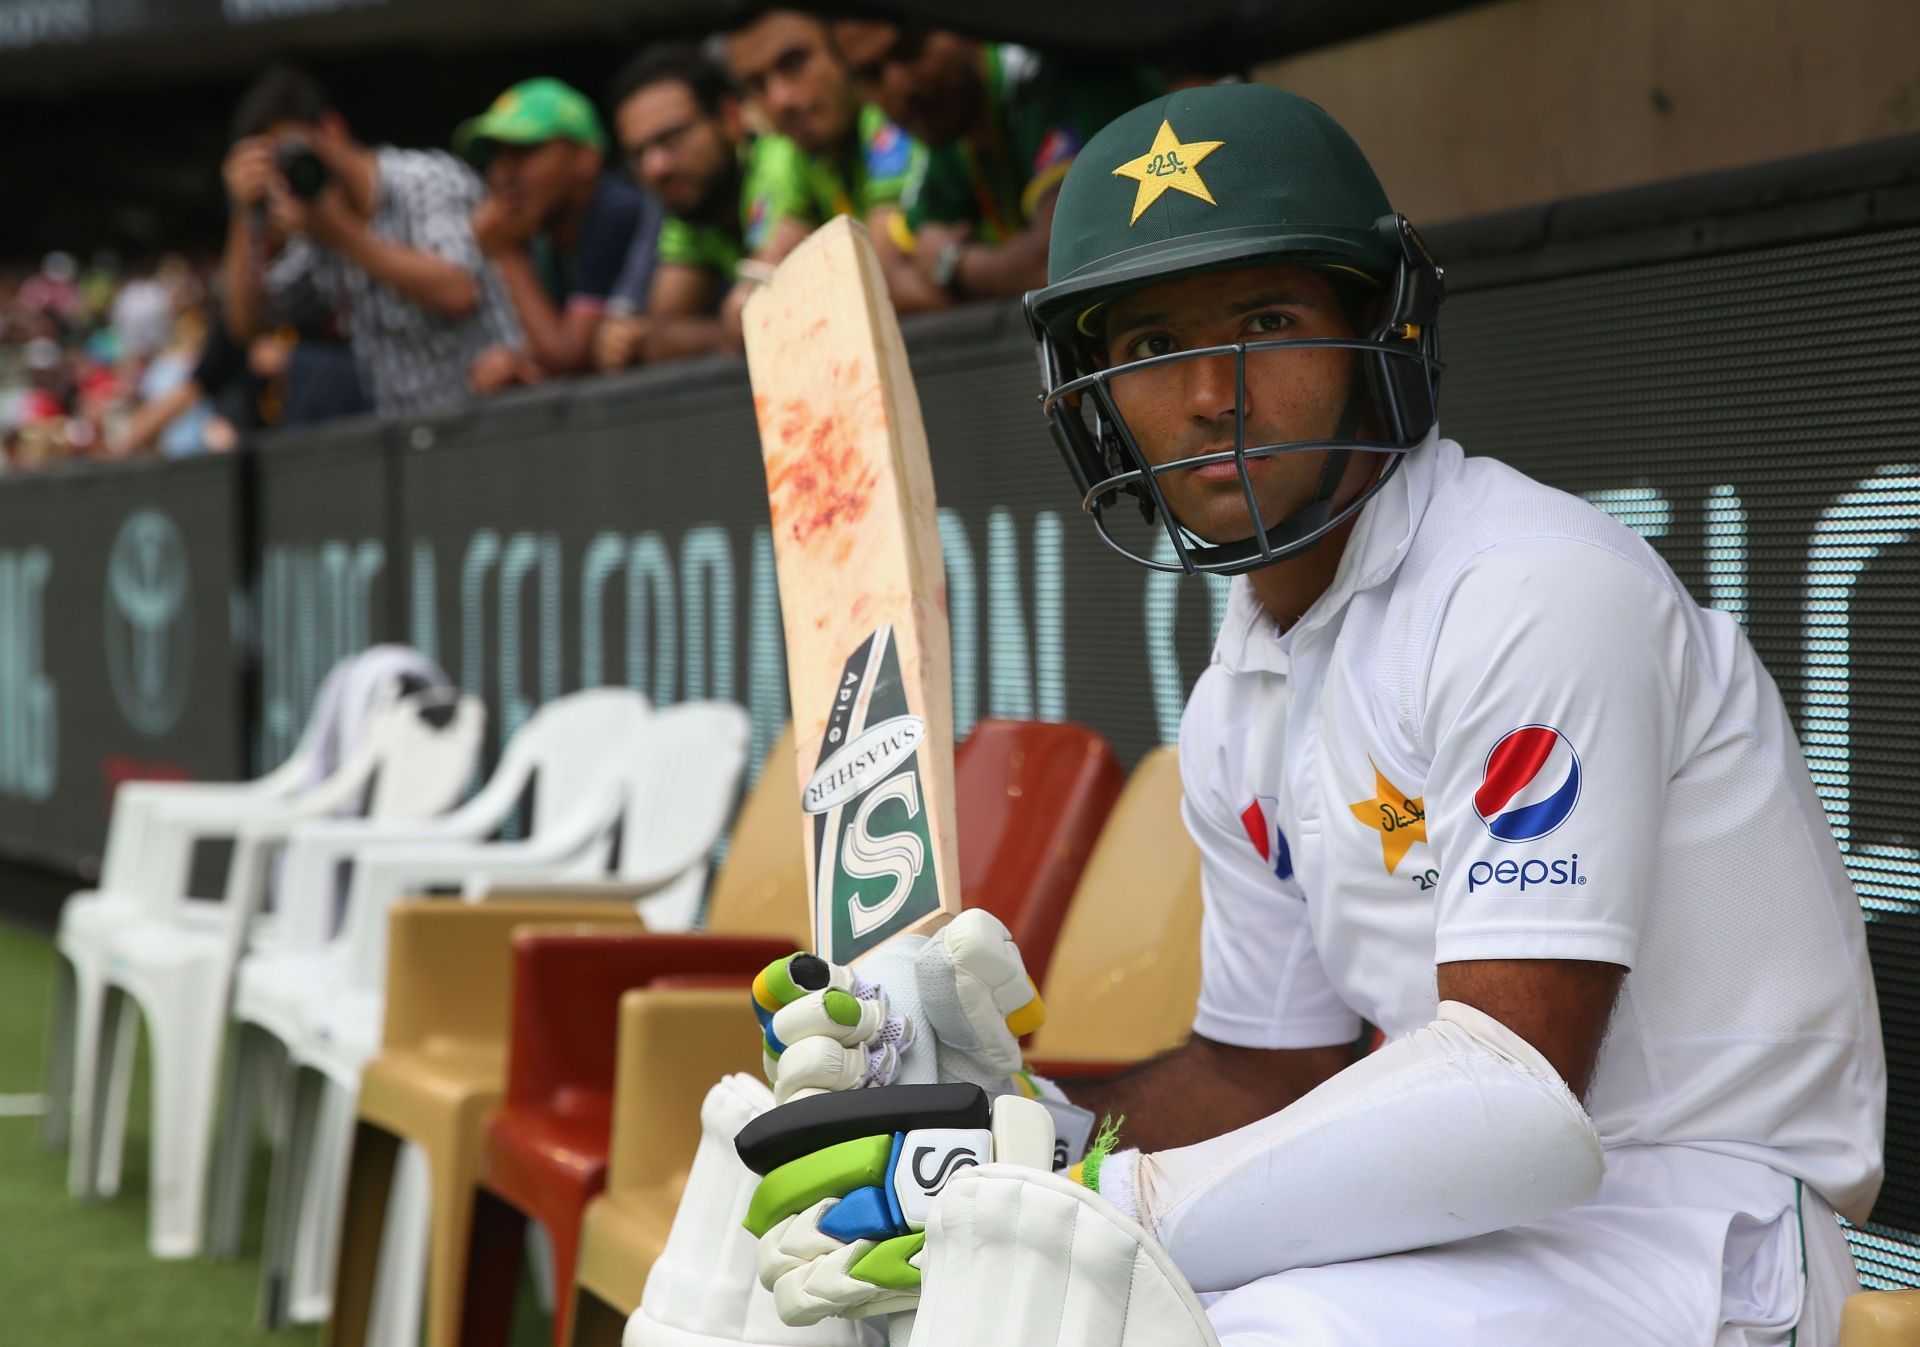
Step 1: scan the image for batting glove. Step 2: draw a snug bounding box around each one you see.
[752,951,915,1104]
[739,1084,1055,1326]
[750,910,1048,1105]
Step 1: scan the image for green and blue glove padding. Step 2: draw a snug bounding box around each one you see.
[737,1082,1055,1324]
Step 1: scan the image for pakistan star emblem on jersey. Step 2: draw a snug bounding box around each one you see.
[1350,758,1427,874]
[1112,120,1224,225]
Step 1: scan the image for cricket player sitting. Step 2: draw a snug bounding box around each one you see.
[673,83,1886,1347]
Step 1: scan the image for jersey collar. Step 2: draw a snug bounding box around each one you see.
[1213,427,1454,676]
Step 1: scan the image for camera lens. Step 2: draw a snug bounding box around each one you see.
[275,140,330,201]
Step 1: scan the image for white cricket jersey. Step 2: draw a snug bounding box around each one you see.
[1181,431,1886,1224]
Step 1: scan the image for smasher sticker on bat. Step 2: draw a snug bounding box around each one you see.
[805,624,940,962]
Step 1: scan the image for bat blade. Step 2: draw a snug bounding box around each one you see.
[744,217,959,967]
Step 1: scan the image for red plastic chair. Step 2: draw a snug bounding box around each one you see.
[461,930,794,1347]
[463,719,1123,1346]
[954,719,1126,989]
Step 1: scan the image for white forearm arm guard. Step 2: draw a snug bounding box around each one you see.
[1136,1000,1604,1292]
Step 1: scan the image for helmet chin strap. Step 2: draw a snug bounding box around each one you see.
[1306,373,1366,515]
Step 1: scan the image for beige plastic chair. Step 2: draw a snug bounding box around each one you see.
[1841,1289,1920,1344]
[1026,746,1202,1066]
[569,984,764,1346]
[566,735,805,1343]
[324,899,643,1347]
[700,726,807,939]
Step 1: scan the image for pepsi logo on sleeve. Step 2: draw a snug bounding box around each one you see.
[1474,725,1581,843]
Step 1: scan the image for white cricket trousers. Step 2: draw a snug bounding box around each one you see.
[1200,1146,1858,1347]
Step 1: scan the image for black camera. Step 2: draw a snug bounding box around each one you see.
[274,138,330,201]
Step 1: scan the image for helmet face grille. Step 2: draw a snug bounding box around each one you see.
[1029,217,1445,577]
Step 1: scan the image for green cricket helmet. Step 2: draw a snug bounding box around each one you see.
[1024,83,1444,575]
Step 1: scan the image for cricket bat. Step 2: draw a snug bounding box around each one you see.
[736,220,1055,1343]
[744,216,961,968]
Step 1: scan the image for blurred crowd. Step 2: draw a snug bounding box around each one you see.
[4,14,1183,472]
[0,250,365,471]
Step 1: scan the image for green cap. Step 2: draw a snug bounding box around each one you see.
[456,78,607,159]
[1030,83,1396,340]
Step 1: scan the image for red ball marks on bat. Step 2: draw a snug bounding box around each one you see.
[764,361,882,548]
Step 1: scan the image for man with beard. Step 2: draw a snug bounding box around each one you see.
[458,78,663,390]
[722,10,944,313]
[829,21,1157,303]
[593,45,812,369]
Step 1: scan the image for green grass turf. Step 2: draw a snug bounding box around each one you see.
[0,919,552,1347]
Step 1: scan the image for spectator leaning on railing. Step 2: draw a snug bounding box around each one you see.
[594,45,813,371]
[459,78,665,394]
[721,10,939,315]
[219,64,522,418]
[832,22,1160,300]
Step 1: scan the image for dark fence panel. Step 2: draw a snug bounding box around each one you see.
[391,309,1221,787]
[252,415,396,773]
[0,454,246,873]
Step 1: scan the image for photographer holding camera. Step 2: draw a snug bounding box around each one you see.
[220,64,522,418]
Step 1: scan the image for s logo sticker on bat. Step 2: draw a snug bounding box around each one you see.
[806,624,942,962]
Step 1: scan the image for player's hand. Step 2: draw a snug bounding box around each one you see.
[223,137,277,210]
[752,952,914,1104]
[909,220,971,290]
[592,314,651,372]
[752,910,1045,1104]
[469,345,544,395]
[470,196,535,259]
[741,1084,1056,1326]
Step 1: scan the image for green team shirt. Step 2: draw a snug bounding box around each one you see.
[804,104,923,221]
[899,45,1161,245]
[656,133,813,281]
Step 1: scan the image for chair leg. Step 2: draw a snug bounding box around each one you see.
[81,986,138,1201]
[287,1077,358,1324]
[259,1064,323,1327]
[40,954,75,1152]
[209,1023,274,1259]
[567,1289,627,1347]
[547,1217,585,1347]
[461,1188,529,1347]
[323,1120,401,1347]
[143,987,225,1259]
[368,1142,432,1347]
[422,1126,485,1347]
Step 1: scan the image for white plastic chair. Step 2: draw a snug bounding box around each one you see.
[245,696,752,1335]
[79,688,484,1258]
[220,686,654,1325]
[41,681,329,1171]
[43,647,442,1187]
[598,697,753,930]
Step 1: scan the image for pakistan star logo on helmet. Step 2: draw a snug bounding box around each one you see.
[1024,84,1446,577]
[1111,120,1224,224]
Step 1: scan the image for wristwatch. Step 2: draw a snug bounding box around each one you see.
[930,238,967,293]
